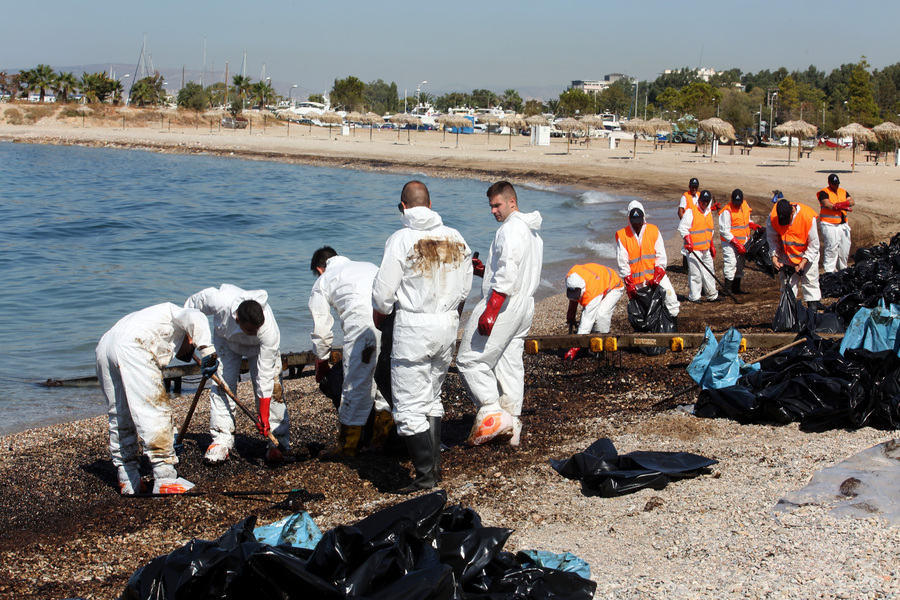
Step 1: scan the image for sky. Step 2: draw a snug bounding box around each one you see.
[6,0,899,100]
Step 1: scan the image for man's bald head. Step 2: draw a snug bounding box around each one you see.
[401,180,431,209]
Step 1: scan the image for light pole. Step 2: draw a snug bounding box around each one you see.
[120,74,131,105]
[767,90,777,139]
[415,80,427,112]
[289,84,298,107]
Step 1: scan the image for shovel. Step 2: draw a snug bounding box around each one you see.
[174,374,209,455]
[193,355,281,448]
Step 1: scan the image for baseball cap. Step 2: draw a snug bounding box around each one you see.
[828,173,840,186]
[731,189,743,202]
[776,199,793,226]
[628,207,644,219]
[699,190,712,204]
[689,178,699,188]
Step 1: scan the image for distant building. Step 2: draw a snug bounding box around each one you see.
[570,73,632,95]
[662,67,719,82]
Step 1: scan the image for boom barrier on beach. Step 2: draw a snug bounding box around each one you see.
[522,332,843,354]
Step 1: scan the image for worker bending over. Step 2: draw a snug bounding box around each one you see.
[767,199,822,310]
[562,263,623,360]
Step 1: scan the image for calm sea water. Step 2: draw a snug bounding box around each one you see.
[0,141,679,436]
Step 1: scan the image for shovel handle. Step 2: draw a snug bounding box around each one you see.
[193,355,280,447]
[175,374,209,446]
[689,248,741,304]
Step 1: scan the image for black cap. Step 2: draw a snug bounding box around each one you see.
[731,189,743,202]
[689,178,699,188]
[629,207,644,219]
[776,199,793,226]
[699,190,712,204]
[828,173,840,186]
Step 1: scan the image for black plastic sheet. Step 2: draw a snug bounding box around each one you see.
[319,358,344,410]
[122,491,596,600]
[695,335,900,431]
[626,285,675,356]
[819,233,900,325]
[744,227,776,278]
[549,438,717,497]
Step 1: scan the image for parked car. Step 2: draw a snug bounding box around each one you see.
[221,116,249,129]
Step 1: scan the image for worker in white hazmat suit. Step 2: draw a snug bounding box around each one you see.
[309,246,392,457]
[96,303,217,495]
[372,181,472,493]
[184,284,287,464]
[457,181,543,447]
[678,190,720,303]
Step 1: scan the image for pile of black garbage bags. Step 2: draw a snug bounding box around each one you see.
[122,490,596,600]
[695,334,900,432]
[819,232,900,326]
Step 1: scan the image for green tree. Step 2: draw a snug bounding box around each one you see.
[846,57,879,126]
[331,76,365,111]
[177,82,209,111]
[128,72,166,107]
[364,79,401,114]
[558,88,592,116]
[679,81,721,120]
[545,97,560,115]
[80,71,117,104]
[22,64,56,102]
[656,87,681,115]
[872,63,900,119]
[599,81,631,116]
[308,93,325,104]
[435,92,470,112]
[53,71,79,104]
[523,99,544,117]
[501,88,523,112]
[250,80,275,109]
[470,89,497,108]
[232,75,252,111]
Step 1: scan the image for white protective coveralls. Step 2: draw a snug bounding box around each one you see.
[456,210,544,427]
[678,203,719,302]
[616,200,681,317]
[372,206,472,437]
[767,206,822,302]
[96,303,213,494]
[718,204,749,281]
[309,256,389,426]
[184,284,287,451]
[565,271,623,334]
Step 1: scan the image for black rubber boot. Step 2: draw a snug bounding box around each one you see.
[428,416,442,483]
[395,431,436,494]
[807,300,822,312]
[733,278,747,294]
[724,279,733,293]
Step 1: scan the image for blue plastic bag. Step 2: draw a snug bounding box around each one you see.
[839,301,900,355]
[517,550,591,580]
[687,327,760,389]
[253,511,322,549]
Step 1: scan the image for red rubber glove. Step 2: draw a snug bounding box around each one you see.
[732,240,746,255]
[372,309,387,331]
[566,300,577,326]
[748,221,761,231]
[256,397,271,437]
[472,252,485,278]
[683,237,694,253]
[711,244,716,259]
[650,266,666,287]
[624,275,637,299]
[478,290,507,336]
[711,202,722,212]
[833,201,852,211]
[315,359,330,383]
[563,348,580,361]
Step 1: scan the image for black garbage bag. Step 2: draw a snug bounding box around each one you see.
[743,227,776,277]
[319,358,344,410]
[695,385,764,423]
[626,285,674,356]
[124,491,597,600]
[772,285,798,332]
[549,438,717,498]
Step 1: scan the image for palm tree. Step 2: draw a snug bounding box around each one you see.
[23,64,57,102]
[232,75,252,111]
[250,80,275,110]
[54,71,79,104]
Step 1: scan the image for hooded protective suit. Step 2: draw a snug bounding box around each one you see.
[457,209,544,433]
[678,201,719,302]
[309,256,388,426]
[372,206,472,436]
[184,284,287,451]
[616,200,680,316]
[96,303,213,494]
[566,265,624,334]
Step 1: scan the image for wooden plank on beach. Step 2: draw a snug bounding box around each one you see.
[42,350,336,388]
[523,332,843,354]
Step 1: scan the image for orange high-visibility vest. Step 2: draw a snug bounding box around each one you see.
[818,187,849,225]
[769,203,817,265]
[568,264,623,307]
[720,202,752,244]
[681,191,697,212]
[616,223,660,285]
[687,206,714,251]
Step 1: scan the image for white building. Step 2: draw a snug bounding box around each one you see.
[662,67,719,82]
[570,74,632,95]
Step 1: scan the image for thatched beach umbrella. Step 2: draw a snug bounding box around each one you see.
[698,117,736,163]
[774,120,817,164]
[874,121,900,166]
[555,117,585,154]
[646,118,672,151]
[579,115,603,149]
[406,115,422,143]
[389,113,408,141]
[277,110,295,136]
[478,113,499,144]
[319,111,344,138]
[346,111,363,137]
[525,115,549,127]
[447,115,472,148]
[835,123,876,172]
[621,118,650,158]
[76,105,93,128]
[500,116,524,150]
[364,112,382,141]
